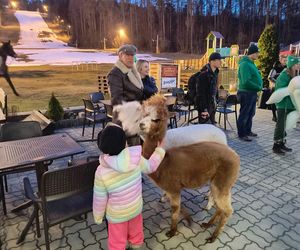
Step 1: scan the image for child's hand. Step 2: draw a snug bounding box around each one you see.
[158,138,165,148]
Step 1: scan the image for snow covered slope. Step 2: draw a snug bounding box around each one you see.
[9,11,166,66]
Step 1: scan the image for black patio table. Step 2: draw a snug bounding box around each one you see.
[0,133,85,242]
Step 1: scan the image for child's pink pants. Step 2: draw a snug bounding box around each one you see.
[108,213,144,250]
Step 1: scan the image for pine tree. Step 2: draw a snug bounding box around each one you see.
[47,93,64,121]
[257,24,280,88]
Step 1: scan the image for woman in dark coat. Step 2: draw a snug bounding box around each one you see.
[136,59,158,100]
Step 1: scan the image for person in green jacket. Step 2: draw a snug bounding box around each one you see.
[237,44,263,141]
[272,55,299,155]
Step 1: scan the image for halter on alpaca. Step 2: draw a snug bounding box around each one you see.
[0,41,19,96]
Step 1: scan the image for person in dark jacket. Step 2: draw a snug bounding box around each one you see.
[108,44,144,106]
[268,55,287,122]
[237,44,263,142]
[195,52,222,124]
[136,59,158,100]
[108,44,144,146]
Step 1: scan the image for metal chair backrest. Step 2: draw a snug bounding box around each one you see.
[218,89,229,101]
[82,99,95,113]
[172,87,184,97]
[0,121,42,142]
[89,92,104,104]
[41,160,98,202]
[225,94,238,106]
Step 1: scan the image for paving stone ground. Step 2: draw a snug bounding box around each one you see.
[1,108,300,250]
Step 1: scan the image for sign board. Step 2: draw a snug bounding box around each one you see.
[160,64,179,89]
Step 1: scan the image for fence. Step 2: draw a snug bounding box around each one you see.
[71,61,104,71]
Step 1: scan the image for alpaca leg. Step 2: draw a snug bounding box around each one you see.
[206,192,233,243]
[165,192,181,238]
[201,209,222,229]
[180,206,192,226]
[160,191,168,202]
[4,74,19,96]
[205,190,215,210]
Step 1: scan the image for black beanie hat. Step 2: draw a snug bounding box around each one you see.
[98,125,126,156]
[247,44,259,55]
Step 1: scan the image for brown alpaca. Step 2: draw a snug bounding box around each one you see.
[140,95,240,243]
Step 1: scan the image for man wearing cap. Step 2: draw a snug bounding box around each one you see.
[108,44,143,106]
[237,44,263,142]
[195,52,223,124]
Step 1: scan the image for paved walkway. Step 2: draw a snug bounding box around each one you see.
[1,109,300,250]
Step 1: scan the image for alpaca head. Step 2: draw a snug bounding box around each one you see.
[139,94,168,141]
[113,101,142,136]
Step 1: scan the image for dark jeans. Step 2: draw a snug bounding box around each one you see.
[237,90,257,137]
[273,109,293,143]
[198,99,216,124]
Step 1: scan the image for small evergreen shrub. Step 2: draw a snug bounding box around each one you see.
[257,24,280,88]
[47,93,64,121]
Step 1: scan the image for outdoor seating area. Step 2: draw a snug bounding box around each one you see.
[1,109,299,250]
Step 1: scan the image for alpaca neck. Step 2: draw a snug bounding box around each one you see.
[142,134,160,159]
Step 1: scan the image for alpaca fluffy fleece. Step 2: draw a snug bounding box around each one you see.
[113,101,142,135]
[266,75,300,129]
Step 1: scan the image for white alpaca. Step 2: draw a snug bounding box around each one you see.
[266,75,300,129]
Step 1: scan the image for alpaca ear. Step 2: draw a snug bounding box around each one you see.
[112,104,122,113]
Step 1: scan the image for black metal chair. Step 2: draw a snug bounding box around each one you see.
[89,92,105,112]
[166,96,178,128]
[216,94,238,130]
[21,160,99,250]
[82,99,108,139]
[0,121,43,215]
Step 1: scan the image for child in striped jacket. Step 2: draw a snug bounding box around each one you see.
[93,124,165,250]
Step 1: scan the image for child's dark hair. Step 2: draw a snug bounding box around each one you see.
[97,125,126,155]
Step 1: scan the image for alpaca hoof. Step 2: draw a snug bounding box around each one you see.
[201,222,211,229]
[206,235,216,243]
[165,230,176,238]
[159,196,166,203]
[186,216,192,226]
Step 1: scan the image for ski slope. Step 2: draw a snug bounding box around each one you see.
[9,11,166,66]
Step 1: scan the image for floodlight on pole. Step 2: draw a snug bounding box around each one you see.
[10,1,18,9]
[43,5,48,12]
[119,29,125,38]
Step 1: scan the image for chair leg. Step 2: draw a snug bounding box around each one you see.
[92,123,96,140]
[43,215,51,250]
[235,109,238,127]
[82,118,86,136]
[35,204,41,238]
[224,113,227,130]
[218,112,221,124]
[17,205,38,244]
[0,176,7,215]
[174,116,178,128]
[4,175,8,192]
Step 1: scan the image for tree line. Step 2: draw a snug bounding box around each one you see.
[7,0,300,53]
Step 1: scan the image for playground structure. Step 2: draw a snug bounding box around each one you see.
[172,31,241,92]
